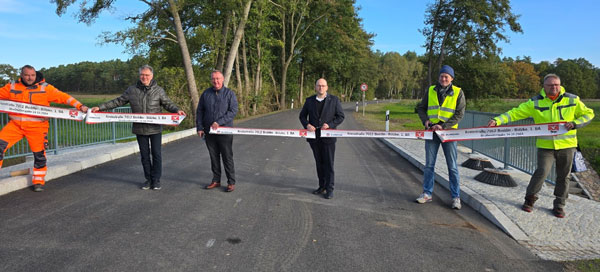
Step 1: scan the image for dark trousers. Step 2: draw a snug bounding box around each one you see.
[136,133,162,183]
[309,140,336,191]
[527,147,576,208]
[205,134,236,184]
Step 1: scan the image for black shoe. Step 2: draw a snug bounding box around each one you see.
[141,181,151,190]
[33,184,44,192]
[152,180,161,190]
[312,187,326,195]
[325,191,333,199]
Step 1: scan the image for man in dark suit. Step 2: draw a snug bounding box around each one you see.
[299,78,345,199]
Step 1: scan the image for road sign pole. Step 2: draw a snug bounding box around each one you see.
[362,93,365,116]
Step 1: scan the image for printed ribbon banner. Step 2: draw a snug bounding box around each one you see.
[0,100,86,121]
[435,122,568,142]
[210,127,316,139]
[86,111,185,125]
[320,129,434,140]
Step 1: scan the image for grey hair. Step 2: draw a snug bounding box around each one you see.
[20,65,35,74]
[139,65,154,75]
[210,70,223,79]
[543,73,560,83]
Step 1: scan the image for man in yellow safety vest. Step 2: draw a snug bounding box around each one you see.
[415,65,466,209]
[488,74,594,218]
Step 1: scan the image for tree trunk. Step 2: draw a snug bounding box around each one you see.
[242,33,251,116]
[223,0,253,87]
[216,11,231,71]
[426,0,445,86]
[167,0,199,116]
[299,61,304,106]
[252,5,263,115]
[235,47,244,116]
[269,69,279,108]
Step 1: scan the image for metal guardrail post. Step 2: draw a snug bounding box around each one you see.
[503,138,510,169]
[111,108,117,144]
[470,113,475,153]
[53,118,59,155]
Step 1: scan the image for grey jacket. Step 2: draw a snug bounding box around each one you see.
[98,80,180,135]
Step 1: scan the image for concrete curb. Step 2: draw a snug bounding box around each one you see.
[380,138,530,241]
[0,128,197,196]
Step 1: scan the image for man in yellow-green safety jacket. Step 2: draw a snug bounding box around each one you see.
[488,73,594,218]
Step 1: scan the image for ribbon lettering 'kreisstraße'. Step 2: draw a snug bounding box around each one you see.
[0,100,86,121]
[210,127,316,138]
[435,122,568,142]
[86,111,185,125]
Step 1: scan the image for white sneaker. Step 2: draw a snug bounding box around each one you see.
[452,198,461,210]
[416,193,432,204]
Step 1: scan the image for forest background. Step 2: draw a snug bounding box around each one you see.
[0,0,598,123]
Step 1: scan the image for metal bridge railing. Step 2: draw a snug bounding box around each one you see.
[458,110,556,183]
[1,107,135,160]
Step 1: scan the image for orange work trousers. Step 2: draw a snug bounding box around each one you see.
[0,121,49,185]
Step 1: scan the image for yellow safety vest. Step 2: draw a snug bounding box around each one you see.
[427,85,461,129]
[493,87,595,149]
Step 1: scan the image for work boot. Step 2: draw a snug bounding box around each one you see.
[33,184,44,192]
[522,195,538,213]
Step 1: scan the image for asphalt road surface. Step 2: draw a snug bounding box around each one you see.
[0,104,563,271]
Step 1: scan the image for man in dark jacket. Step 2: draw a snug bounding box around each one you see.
[299,78,345,199]
[91,65,185,190]
[197,70,238,192]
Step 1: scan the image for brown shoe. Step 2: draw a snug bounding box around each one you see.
[522,195,538,212]
[205,182,221,189]
[552,207,565,218]
[225,184,235,192]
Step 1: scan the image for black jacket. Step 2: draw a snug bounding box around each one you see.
[299,94,345,143]
[98,80,180,135]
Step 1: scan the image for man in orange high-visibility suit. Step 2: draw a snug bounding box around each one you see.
[0,65,88,192]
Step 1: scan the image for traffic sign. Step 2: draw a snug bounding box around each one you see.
[360,83,368,92]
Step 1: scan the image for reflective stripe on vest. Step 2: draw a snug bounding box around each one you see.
[9,116,48,122]
[426,85,461,128]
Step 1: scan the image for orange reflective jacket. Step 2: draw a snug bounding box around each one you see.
[0,78,83,126]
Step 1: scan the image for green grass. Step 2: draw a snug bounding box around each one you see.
[354,99,600,173]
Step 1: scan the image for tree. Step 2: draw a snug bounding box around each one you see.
[0,64,18,85]
[52,0,201,116]
[554,58,598,98]
[507,61,539,98]
[222,0,253,87]
[420,0,522,85]
[270,0,327,109]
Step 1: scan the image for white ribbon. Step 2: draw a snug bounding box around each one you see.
[86,111,185,125]
[210,126,316,138]
[435,123,568,142]
[320,129,433,140]
[0,100,86,121]
[210,123,568,142]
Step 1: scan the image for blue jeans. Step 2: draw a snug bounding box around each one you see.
[422,135,460,198]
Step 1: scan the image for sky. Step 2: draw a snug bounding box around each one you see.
[1,0,599,71]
